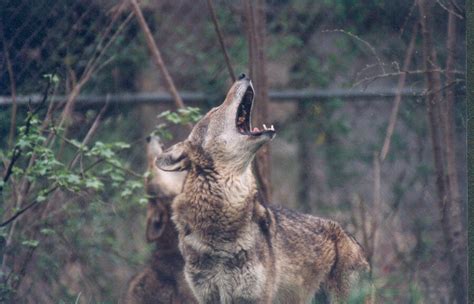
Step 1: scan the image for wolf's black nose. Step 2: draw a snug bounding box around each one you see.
[238,73,247,80]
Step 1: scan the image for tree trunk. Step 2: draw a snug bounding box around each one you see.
[244,0,272,202]
[444,0,462,224]
[417,1,466,302]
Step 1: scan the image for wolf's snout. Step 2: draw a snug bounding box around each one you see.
[238,73,248,80]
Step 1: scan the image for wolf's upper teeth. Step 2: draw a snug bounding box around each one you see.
[270,124,275,131]
[263,124,268,130]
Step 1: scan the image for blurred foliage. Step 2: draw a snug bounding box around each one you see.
[0,78,148,301]
[153,107,203,141]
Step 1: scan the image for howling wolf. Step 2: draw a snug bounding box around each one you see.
[157,75,369,303]
[124,136,196,304]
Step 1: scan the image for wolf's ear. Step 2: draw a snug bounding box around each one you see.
[156,141,190,172]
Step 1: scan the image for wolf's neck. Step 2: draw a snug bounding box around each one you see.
[184,165,257,224]
[213,165,256,202]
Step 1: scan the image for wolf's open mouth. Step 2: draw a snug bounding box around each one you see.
[236,86,275,137]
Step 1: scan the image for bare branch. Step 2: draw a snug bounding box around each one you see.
[69,95,110,169]
[129,0,192,131]
[399,1,417,37]
[81,1,129,84]
[206,0,236,82]
[323,29,385,74]
[0,186,58,228]
[380,23,418,161]
[352,69,464,88]
[449,0,464,14]
[436,0,464,19]
[85,12,134,82]
[58,10,133,129]
[1,81,51,193]
[354,63,389,83]
[1,27,18,149]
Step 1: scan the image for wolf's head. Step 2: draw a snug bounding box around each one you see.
[145,135,186,198]
[145,135,186,242]
[157,75,275,174]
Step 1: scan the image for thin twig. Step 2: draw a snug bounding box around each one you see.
[1,81,50,192]
[54,12,133,160]
[436,0,464,19]
[323,29,385,74]
[10,245,37,291]
[352,69,464,88]
[206,0,236,81]
[85,13,134,82]
[1,27,18,149]
[81,1,127,76]
[0,186,58,228]
[423,79,463,97]
[399,1,417,37]
[0,81,50,278]
[55,130,142,178]
[69,95,110,169]
[355,63,389,83]
[449,0,464,14]
[58,11,133,129]
[380,23,418,161]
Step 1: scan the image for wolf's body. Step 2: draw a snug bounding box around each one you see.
[158,76,369,303]
[171,144,367,303]
[124,137,196,304]
[124,233,195,304]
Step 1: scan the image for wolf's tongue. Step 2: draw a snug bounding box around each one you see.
[253,127,260,132]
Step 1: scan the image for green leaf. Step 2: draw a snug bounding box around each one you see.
[17,138,32,149]
[21,239,39,248]
[157,110,171,119]
[40,228,56,235]
[113,142,130,149]
[66,174,81,185]
[120,188,132,198]
[43,73,60,84]
[85,178,104,191]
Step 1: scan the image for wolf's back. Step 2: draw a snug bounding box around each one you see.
[270,206,369,300]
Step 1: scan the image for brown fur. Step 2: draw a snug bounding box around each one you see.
[124,136,197,304]
[157,77,369,303]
